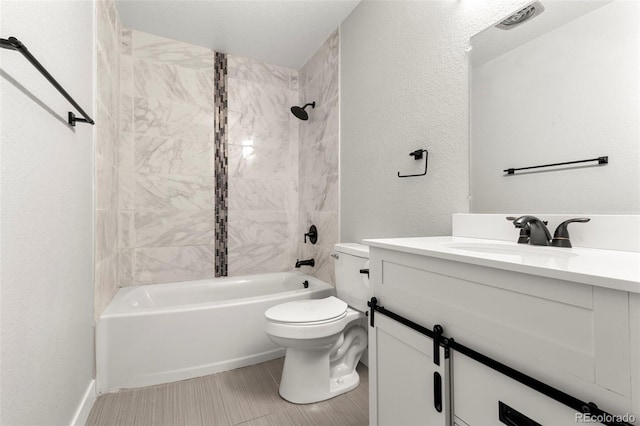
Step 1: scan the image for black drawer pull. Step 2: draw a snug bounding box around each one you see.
[359,268,369,277]
[499,401,541,426]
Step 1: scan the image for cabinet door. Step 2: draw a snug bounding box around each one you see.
[453,352,583,425]
[369,315,451,426]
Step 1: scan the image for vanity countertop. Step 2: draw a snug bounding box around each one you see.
[363,236,640,294]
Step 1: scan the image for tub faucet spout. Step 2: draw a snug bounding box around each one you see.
[295,258,315,268]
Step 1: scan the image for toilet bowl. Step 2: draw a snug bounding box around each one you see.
[264,243,370,404]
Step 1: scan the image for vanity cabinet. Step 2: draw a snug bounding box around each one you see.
[366,240,639,425]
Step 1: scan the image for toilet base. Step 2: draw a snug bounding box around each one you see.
[278,325,367,404]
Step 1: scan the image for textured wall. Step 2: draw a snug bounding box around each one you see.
[118,30,217,286]
[0,0,95,423]
[297,30,340,285]
[226,55,299,276]
[95,0,122,319]
[339,1,531,243]
[471,1,640,214]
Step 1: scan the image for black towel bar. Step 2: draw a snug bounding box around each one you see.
[1,36,95,127]
[504,156,608,175]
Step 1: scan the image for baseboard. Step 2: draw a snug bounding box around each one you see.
[69,379,96,426]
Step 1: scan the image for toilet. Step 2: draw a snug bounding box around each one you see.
[264,243,370,404]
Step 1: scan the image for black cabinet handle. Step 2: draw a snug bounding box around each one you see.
[359,269,369,277]
[499,401,541,426]
[433,372,442,413]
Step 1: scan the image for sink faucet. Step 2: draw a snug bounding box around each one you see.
[295,258,315,268]
[511,216,552,246]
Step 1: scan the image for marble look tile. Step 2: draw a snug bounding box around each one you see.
[228,178,295,212]
[120,94,133,134]
[121,28,132,55]
[96,0,118,75]
[300,96,339,149]
[134,210,215,247]
[120,55,133,97]
[118,249,134,286]
[227,79,290,122]
[134,58,215,109]
[290,70,299,91]
[118,171,135,210]
[228,145,292,180]
[95,253,118,320]
[132,30,215,71]
[96,104,118,166]
[300,29,339,87]
[300,136,339,182]
[228,211,292,248]
[135,245,215,284]
[300,59,338,113]
[97,155,118,211]
[228,111,290,151]
[135,135,214,176]
[313,246,335,285]
[96,210,117,262]
[134,98,214,141]
[227,241,295,276]
[135,174,214,210]
[118,132,134,172]
[227,55,292,90]
[117,211,135,249]
[97,47,116,119]
[301,172,339,213]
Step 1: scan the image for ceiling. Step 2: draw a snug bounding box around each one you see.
[115,0,361,69]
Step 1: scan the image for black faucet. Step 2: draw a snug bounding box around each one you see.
[509,216,590,247]
[295,258,315,268]
[511,216,552,246]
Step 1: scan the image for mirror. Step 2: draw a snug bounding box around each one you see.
[470,0,639,214]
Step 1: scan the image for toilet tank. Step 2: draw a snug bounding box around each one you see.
[333,243,370,312]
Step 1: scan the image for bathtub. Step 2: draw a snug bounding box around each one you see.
[96,271,334,393]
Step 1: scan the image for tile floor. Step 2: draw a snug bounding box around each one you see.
[87,358,369,425]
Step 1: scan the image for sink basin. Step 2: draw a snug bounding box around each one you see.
[442,242,579,258]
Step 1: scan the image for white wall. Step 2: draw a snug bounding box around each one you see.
[471,1,640,214]
[339,0,538,243]
[0,1,95,424]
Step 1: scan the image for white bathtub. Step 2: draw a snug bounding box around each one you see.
[96,271,335,393]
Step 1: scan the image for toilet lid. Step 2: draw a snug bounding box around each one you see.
[265,296,348,323]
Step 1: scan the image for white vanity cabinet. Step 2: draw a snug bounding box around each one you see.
[365,237,640,426]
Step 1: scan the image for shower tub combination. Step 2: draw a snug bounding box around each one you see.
[96,271,334,393]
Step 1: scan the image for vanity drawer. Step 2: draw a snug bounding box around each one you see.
[453,353,587,425]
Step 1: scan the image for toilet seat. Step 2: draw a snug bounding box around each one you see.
[265,296,347,324]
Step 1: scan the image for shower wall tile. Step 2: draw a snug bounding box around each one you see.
[135,136,214,176]
[118,249,134,286]
[121,28,132,56]
[133,58,215,109]
[118,171,135,210]
[290,71,299,91]
[227,55,292,90]
[120,55,134,96]
[228,79,291,122]
[134,174,214,211]
[228,179,296,212]
[300,211,339,251]
[97,155,118,211]
[96,103,118,166]
[135,245,215,284]
[132,30,215,71]
[120,94,133,134]
[228,145,292,180]
[299,137,339,182]
[118,132,134,172]
[227,241,294,276]
[96,210,118,262]
[228,211,293,249]
[97,47,116,120]
[300,96,339,150]
[118,211,135,249]
[299,29,339,87]
[228,111,290,151]
[134,97,215,141]
[300,59,339,113]
[301,172,338,214]
[95,253,118,317]
[134,210,215,247]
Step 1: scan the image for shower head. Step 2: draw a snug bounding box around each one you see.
[290,102,316,120]
[496,2,545,30]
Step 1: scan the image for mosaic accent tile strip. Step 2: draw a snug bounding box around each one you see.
[214,52,229,277]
